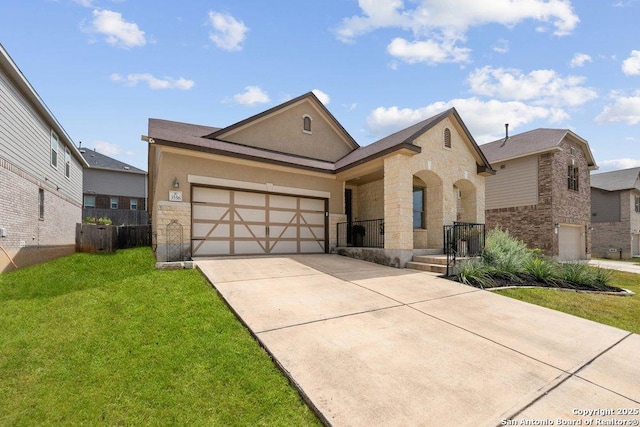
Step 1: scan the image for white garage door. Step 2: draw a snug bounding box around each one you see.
[633,234,640,258]
[191,186,326,256]
[558,224,585,261]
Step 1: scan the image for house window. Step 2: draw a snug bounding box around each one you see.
[50,131,59,168]
[568,165,579,191]
[84,195,96,208]
[65,147,71,179]
[38,188,45,220]
[130,199,138,210]
[413,187,425,229]
[110,197,119,209]
[636,195,640,213]
[303,115,312,133]
[444,128,451,148]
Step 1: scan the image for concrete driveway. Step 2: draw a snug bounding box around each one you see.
[589,258,640,274]
[197,255,640,426]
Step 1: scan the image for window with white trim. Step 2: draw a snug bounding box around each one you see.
[110,197,119,209]
[130,199,138,210]
[444,128,451,148]
[84,195,96,208]
[65,147,71,179]
[50,131,59,168]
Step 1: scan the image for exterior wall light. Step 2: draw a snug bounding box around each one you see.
[554,223,559,235]
[172,177,180,189]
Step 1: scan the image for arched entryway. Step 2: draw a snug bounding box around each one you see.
[413,171,444,249]
[453,179,478,223]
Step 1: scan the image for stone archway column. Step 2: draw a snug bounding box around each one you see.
[384,154,413,250]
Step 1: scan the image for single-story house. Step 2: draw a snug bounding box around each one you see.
[146,92,494,267]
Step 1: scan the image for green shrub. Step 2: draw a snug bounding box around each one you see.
[524,257,557,284]
[83,217,112,225]
[557,262,592,288]
[592,267,613,288]
[482,228,531,278]
[97,217,112,225]
[457,260,494,289]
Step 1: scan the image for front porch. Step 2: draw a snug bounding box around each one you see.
[336,219,485,272]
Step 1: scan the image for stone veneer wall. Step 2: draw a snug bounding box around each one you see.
[154,201,191,262]
[329,213,347,252]
[356,180,384,221]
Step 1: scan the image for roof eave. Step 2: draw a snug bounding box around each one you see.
[335,143,421,173]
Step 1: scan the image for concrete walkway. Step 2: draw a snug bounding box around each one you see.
[589,258,640,274]
[197,255,640,426]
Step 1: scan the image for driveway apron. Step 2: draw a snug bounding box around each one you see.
[197,255,640,426]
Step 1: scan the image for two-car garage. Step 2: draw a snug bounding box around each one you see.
[191,186,327,257]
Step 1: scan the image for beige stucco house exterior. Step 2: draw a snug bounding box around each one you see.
[147,92,493,267]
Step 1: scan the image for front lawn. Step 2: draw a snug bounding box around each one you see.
[0,248,319,426]
[495,270,640,334]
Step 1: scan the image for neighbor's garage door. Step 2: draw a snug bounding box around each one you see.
[191,186,326,256]
[558,224,585,261]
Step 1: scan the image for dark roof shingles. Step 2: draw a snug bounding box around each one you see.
[590,167,640,191]
[81,149,146,173]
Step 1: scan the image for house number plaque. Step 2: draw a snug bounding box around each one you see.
[169,191,183,202]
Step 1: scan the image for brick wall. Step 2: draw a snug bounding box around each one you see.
[486,138,592,258]
[86,194,146,210]
[0,158,79,271]
[486,153,554,254]
[551,139,591,257]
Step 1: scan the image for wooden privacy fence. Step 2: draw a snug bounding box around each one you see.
[76,224,151,253]
[82,208,149,226]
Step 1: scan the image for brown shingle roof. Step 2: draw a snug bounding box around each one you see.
[480,128,597,168]
[591,167,640,191]
[148,104,494,174]
[149,119,336,172]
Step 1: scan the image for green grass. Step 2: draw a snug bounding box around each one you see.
[0,248,320,426]
[495,269,640,334]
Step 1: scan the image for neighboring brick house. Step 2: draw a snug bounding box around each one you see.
[146,92,494,266]
[480,128,597,261]
[590,167,640,259]
[0,43,88,272]
[81,148,148,225]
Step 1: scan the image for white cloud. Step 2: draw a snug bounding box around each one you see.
[335,1,579,64]
[312,89,331,105]
[387,37,470,64]
[596,91,640,125]
[91,9,146,48]
[366,97,551,143]
[110,73,194,90]
[208,11,248,51]
[467,66,598,108]
[622,50,640,75]
[570,52,592,68]
[492,39,509,54]
[92,141,122,156]
[598,158,640,170]
[233,86,269,106]
[73,0,94,7]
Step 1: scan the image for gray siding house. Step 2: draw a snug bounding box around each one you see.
[480,128,597,261]
[81,148,148,225]
[590,167,640,259]
[0,43,88,272]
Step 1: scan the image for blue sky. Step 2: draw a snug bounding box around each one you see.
[1,0,639,172]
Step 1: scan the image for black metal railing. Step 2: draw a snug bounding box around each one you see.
[337,219,384,248]
[444,222,485,276]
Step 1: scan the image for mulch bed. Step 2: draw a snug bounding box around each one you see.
[450,276,627,294]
